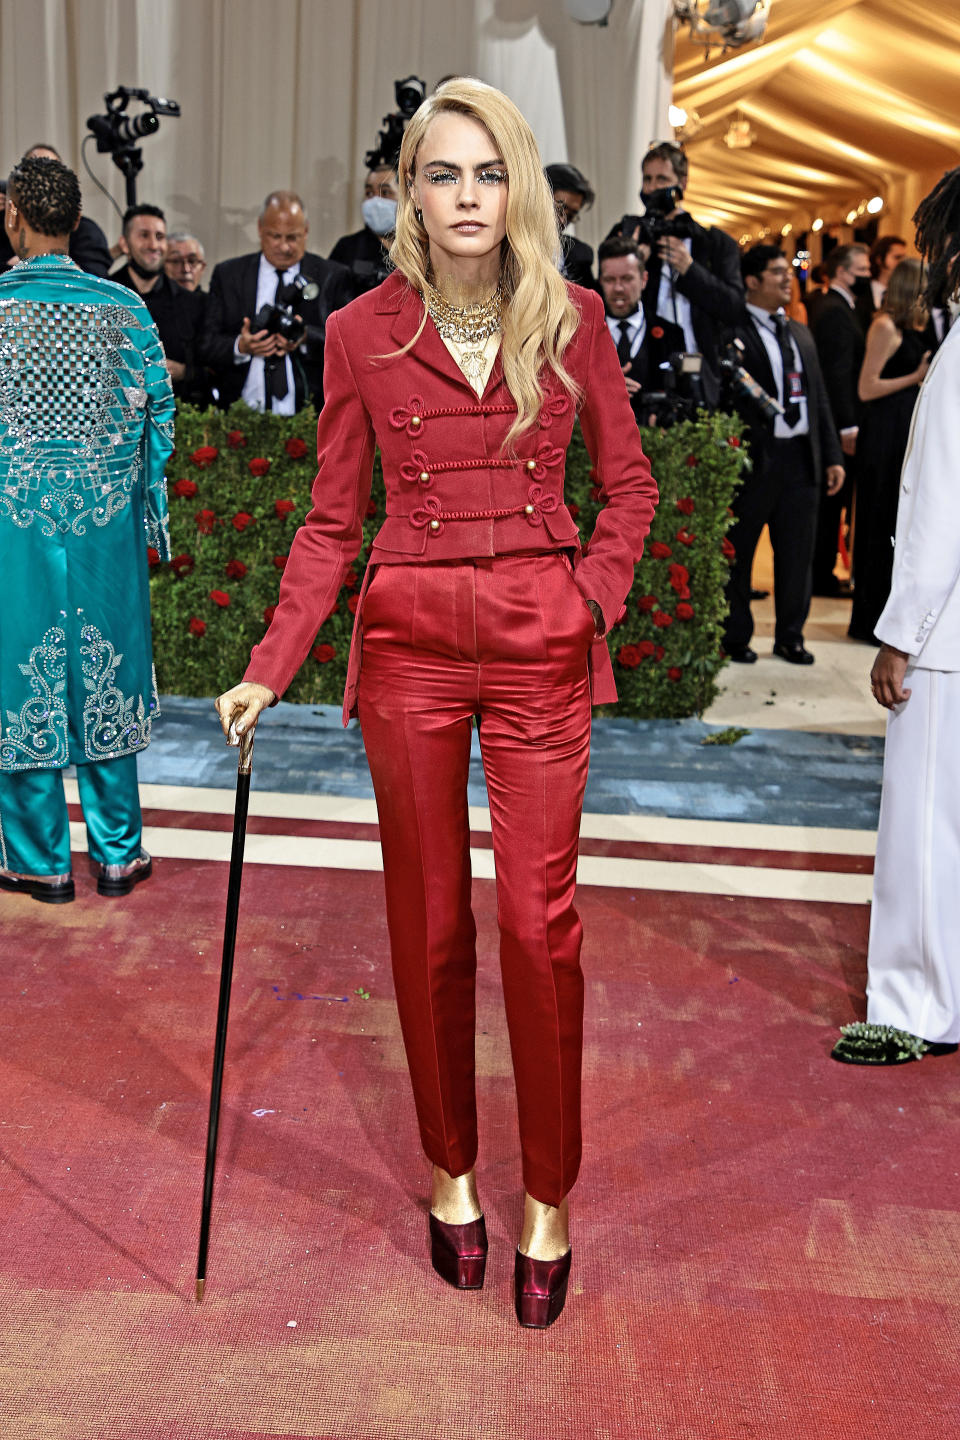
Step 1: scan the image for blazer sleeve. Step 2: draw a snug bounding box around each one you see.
[804,335,844,472]
[202,261,244,371]
[874,344,960,657]
[813,306,859,431]
[675,228,745,327]
[243,308,376,697]
[574,289,659,630]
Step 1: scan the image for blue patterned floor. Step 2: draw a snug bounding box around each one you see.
[137,696,884,832]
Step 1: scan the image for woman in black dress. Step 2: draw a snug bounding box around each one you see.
[848,259,930,641]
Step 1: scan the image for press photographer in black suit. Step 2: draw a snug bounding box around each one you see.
[612,142,744,406]
[722,245,845,665]
[545,163,596,290]
[597,236,685,424]
[204,190,354,413]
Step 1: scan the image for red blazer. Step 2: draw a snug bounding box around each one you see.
[245,272,658,720]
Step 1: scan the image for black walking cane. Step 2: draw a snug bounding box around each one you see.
[195,724,255,1302]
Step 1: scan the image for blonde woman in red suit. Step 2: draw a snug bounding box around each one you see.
[216,78,657,1328]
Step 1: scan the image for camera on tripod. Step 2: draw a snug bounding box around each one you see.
[639,351,704,428]
[253,274,320,347]
[365,75,427,170]
[86,87,180,206]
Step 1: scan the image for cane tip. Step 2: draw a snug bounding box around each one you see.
[195,1278,205,1304]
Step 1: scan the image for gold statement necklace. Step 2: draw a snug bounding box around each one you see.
[425,280,503,387]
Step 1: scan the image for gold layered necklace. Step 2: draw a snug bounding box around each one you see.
[425,280,503,387]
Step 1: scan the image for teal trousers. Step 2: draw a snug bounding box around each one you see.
[0,755,142,876]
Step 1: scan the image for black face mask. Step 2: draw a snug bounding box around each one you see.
[851,274,873,300]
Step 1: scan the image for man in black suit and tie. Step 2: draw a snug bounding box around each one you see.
[615,142,744,406]
[809,242,871,593]
[598,236,685,424]
[204,190,354,413]
[722,245,845,665]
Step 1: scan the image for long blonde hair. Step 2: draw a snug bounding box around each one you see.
[389,77,581,446]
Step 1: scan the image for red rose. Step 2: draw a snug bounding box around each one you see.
[263,605,277,624]
[347,593,360,614]
[275,498,296,518]
[147,546,161,566]
[195,509,217,534]
[685,455,699,468]
[344,568,358,588]
[284,436,308,459]
[567,502,580,520]
[232,511,254,531]
[273,554,287,570]
[616,644,643,669]
[668,562,689,590]
[649,541,672,560]
[651,325,664,339]
[637,640,656,658]
[728,436,741,448]
[365,499,378,519]
[652,610,673,628]
[311,643,336,663]
[676,497,695,516]
[589,484,602,502]
[172,478,198,498]
[676,528,696,547]
[225,559,247,579]
[676,602,695,621]
[191,446,218,468]
[654,645,665,661]
[226,430,247,449]
[210,589,231,607]
[171,552,195,577]
[668,666,683,681]
[248,457,271,477]
[637,594,658,613]
[721,536,736,561]
[189,617,206,637]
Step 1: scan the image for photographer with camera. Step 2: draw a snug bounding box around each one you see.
[612,142,744,406]
[721,245,845,666]
[597,235,686,425]
[329,163,399,294]
[203,190,353,414]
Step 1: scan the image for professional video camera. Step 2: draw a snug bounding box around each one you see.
[637,351,704,428]
[718,337,784,422]
[252,274,321,347]
[86,86,180,206]
[365,76,427,170]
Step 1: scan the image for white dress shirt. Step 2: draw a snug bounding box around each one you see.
[746,303,810,439]
[605,306,647,360]
[655,237,697,353]
[235,254,301,415]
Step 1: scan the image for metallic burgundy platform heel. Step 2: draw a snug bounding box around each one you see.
[429,1213,488,1290]
[514,1247,572,1328]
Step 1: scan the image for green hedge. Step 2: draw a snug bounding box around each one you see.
[151,402,744,717]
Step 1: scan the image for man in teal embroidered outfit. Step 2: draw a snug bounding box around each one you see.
[0,157,174,903]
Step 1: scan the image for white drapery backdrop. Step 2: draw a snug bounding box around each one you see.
[0,0,672,264]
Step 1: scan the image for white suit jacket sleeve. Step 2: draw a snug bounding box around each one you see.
[875,327,960,657]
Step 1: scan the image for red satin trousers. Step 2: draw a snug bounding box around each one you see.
[356,552,595,1206]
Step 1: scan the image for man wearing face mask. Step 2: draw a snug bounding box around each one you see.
[329,163,399,294]
[810,242,872,595]
[545,163,596,290]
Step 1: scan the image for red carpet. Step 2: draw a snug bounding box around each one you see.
[3,844,960,1439]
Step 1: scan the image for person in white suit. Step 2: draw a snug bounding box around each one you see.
[834,168,960,1065]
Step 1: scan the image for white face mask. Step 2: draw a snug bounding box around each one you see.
[362,196,397,237]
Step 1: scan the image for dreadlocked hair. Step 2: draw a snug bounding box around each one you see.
[7,156,81,237]
[914,166,960,311]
